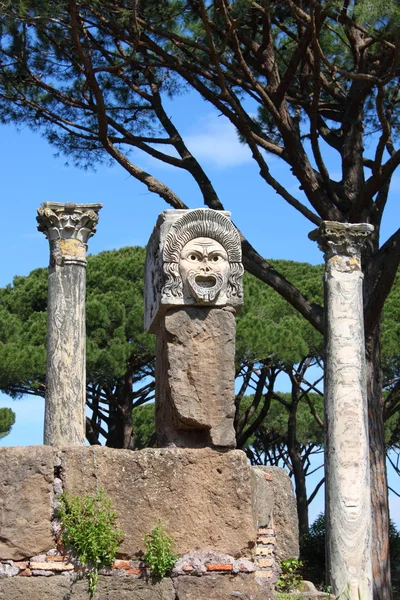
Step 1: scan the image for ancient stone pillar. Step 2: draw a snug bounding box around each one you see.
[145,209,244,449]
[309,221,373,600]
[37,202,102,446]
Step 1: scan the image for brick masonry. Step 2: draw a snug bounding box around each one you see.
[254,524,279,584]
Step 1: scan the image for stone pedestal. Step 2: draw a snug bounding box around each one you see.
[309,221,373,600]
[156,307,236,448]
[145,209,243,449]
[37,202,102,446]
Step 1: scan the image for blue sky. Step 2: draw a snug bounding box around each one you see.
[0,90,399,526]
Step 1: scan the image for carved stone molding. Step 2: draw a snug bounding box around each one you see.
[145,209,244,332]
[308,221,374,260]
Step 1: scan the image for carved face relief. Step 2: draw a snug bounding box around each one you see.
[179,237,230,303]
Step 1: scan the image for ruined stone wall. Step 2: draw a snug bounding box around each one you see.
[0,446,298,599]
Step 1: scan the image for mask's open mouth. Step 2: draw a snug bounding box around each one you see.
[194,275,217,289]
[188,271,224,302]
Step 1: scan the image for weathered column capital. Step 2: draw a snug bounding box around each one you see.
[37,202,102,265]
[309,221,374,260]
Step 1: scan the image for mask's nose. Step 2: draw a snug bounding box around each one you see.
[199,258,212,273]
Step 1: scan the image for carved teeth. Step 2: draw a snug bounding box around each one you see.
[188,271,223,302]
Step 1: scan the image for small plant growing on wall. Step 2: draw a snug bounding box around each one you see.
[143,520,177,578]
[58,488,123,596]
[276,558,303,593]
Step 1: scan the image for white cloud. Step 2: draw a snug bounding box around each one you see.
[184,114,253,168]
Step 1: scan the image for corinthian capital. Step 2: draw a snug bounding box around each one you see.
[309,221,374,260]
[37,202,102,244]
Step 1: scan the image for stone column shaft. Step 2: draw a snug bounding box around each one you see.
[310,222,373,599]
[37,202,102,446]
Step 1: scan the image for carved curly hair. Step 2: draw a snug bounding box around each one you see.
[163,209,243,299]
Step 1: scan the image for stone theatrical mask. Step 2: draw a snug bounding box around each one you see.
[179,237,230,303]
[144,209,244,332]
[162,209,244,306]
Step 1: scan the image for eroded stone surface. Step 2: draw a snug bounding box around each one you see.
[173,574,274,600]
[251,468,273,529]
[0,575,175,600]
[60,447,256,558]
[252,466,299,560]
[0,575,71,600]
[155,307,236,448]
[0,447,54,560]
[71,576,175,600]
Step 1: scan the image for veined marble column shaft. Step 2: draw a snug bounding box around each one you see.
[309,222,373,600]
[37,202,102,446]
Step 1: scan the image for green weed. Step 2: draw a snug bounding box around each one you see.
[143,520,177,579]
[58,488,123,596]
[276,558,303,593]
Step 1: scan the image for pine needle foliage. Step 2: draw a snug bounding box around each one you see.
[0,407,15,438]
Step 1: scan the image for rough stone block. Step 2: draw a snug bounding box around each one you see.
[252,466,299,560]
[155,307,236,448]
[60,447,256,558]
[0,447,54,560]
[0,576,71,600]
[251,467,273,528]
[0,575,175,600]
[71,576,175,600]
[173,574,272,600]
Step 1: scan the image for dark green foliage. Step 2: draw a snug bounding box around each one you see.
[300,513,326,587]
[0,268,47,398]
[382,269,400,387]
[132,403,155,449]
[59,488,123,596]
[237,262,324,367]
[85,246,154,384]
[0,407,15,438]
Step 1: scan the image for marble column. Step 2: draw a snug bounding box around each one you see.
[309,221,373,600]
[145,209,244,449]
[37,202,102,446]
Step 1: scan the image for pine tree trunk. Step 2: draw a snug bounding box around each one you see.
[289,446,309,537]
[366,325,392,600]
[287,390,309,537]
[106,375,134,449]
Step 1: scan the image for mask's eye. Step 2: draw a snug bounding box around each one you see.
[189,254,198,261]
[212,255,220,262]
